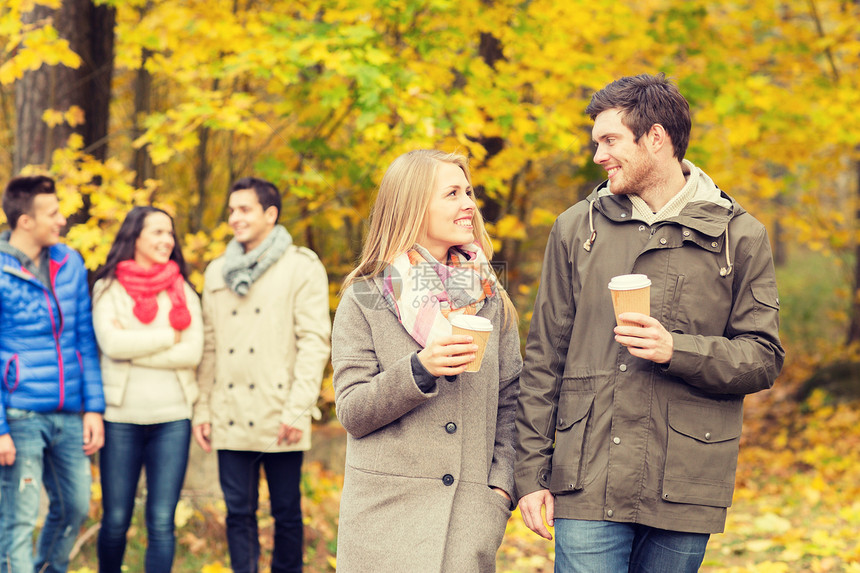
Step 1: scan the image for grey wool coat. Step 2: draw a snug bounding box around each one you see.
[332,278,522,572]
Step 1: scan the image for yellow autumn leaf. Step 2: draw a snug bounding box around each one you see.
[494,215,527,240]
[42,109,66,127]
[65,105,85,127]
[529,207,558,227]
[753,513,792,534]
[174,498,194,528]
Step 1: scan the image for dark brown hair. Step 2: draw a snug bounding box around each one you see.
[585,73,691,161]
[2,176,56,230]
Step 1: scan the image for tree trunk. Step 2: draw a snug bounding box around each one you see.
[133,51,155,188]
[847,156,860,345]
[14,0,114,172]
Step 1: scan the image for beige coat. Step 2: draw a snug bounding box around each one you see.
[332,279,522,572]
[194,245,331,452]
[92,279,203,409]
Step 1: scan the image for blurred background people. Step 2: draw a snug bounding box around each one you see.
[193,177,330,573]
[92,206,203,573]
[0,175,104,573]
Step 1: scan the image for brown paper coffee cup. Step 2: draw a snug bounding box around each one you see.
[450,315,493,372]
[608,274,651,327]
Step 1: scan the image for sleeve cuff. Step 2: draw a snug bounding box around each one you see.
[410,352,438,393]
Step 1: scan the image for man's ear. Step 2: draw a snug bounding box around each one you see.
[264,205,278,226]
[15,213,33,231]
[648,123,671,154]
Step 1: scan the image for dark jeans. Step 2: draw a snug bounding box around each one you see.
[217,450,304,573]
[97,419,191,573]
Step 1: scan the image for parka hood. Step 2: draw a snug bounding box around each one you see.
[583,160,742,276]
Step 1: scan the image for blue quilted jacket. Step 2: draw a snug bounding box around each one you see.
[0,238,104,435]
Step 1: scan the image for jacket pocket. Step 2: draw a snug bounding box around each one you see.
[751,281,779,308]
[662,399,743,507]
[3,354,19,393]
[665,275,685,329]
[549,391,594,494]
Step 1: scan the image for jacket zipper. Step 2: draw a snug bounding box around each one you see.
[44,291,65,410]
[48,256,67,410]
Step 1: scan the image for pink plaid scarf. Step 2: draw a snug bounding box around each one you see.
[382,243,496,347]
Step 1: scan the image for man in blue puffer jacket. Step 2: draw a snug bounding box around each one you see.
[0,175,105,573]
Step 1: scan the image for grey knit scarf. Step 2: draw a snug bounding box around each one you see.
[221,225,292,296]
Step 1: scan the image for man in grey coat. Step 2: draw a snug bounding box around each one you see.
[515,74,784,572]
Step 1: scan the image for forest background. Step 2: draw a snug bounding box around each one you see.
[1,0,860,571]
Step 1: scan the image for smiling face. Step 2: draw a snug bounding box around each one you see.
[28,193,67,248]
[592,108,659,196]
[417,161,477,261]
[134,211,175,268]
[228,188,278,252]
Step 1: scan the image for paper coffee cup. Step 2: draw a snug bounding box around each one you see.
[608,274,651,327]
[450,314,493,372]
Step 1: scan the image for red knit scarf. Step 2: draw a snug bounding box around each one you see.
[114,260,191,330]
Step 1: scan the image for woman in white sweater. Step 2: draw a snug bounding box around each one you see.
[91,206,203,573]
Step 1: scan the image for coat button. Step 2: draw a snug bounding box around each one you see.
[704,432,712,440]
[613,437,621,445]
[683,230,691,237]
[619,364,627,372]
[607,509,614,517]
[638,225,645,231]
[249,384,255,390]
[249,421,254,427]
[445,422,457,434]
[249,348,254,353]
[659,237,668,245]
[255,308,261,313]
[228,383,234,389]
[229,348,234,354]
[228,420,234,426]
[232,310,237,316]
[442,474,454,486]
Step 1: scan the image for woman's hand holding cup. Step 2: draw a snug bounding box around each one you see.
[417,335,478,377]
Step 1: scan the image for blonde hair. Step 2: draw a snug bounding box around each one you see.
[343,149,517,323]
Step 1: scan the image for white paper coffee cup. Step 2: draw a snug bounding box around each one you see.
[450,314,493,372]
[608,274,651,327]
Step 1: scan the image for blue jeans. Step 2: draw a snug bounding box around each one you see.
[217,450,303,573]
[554,519,710,573]
[97,419,191,573]
[0,409,92,573]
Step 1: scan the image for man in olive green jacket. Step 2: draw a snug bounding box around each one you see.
[515,74,784,572]
[193,177,331,573]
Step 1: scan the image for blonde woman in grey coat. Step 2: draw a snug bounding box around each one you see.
[332,150,522,572]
